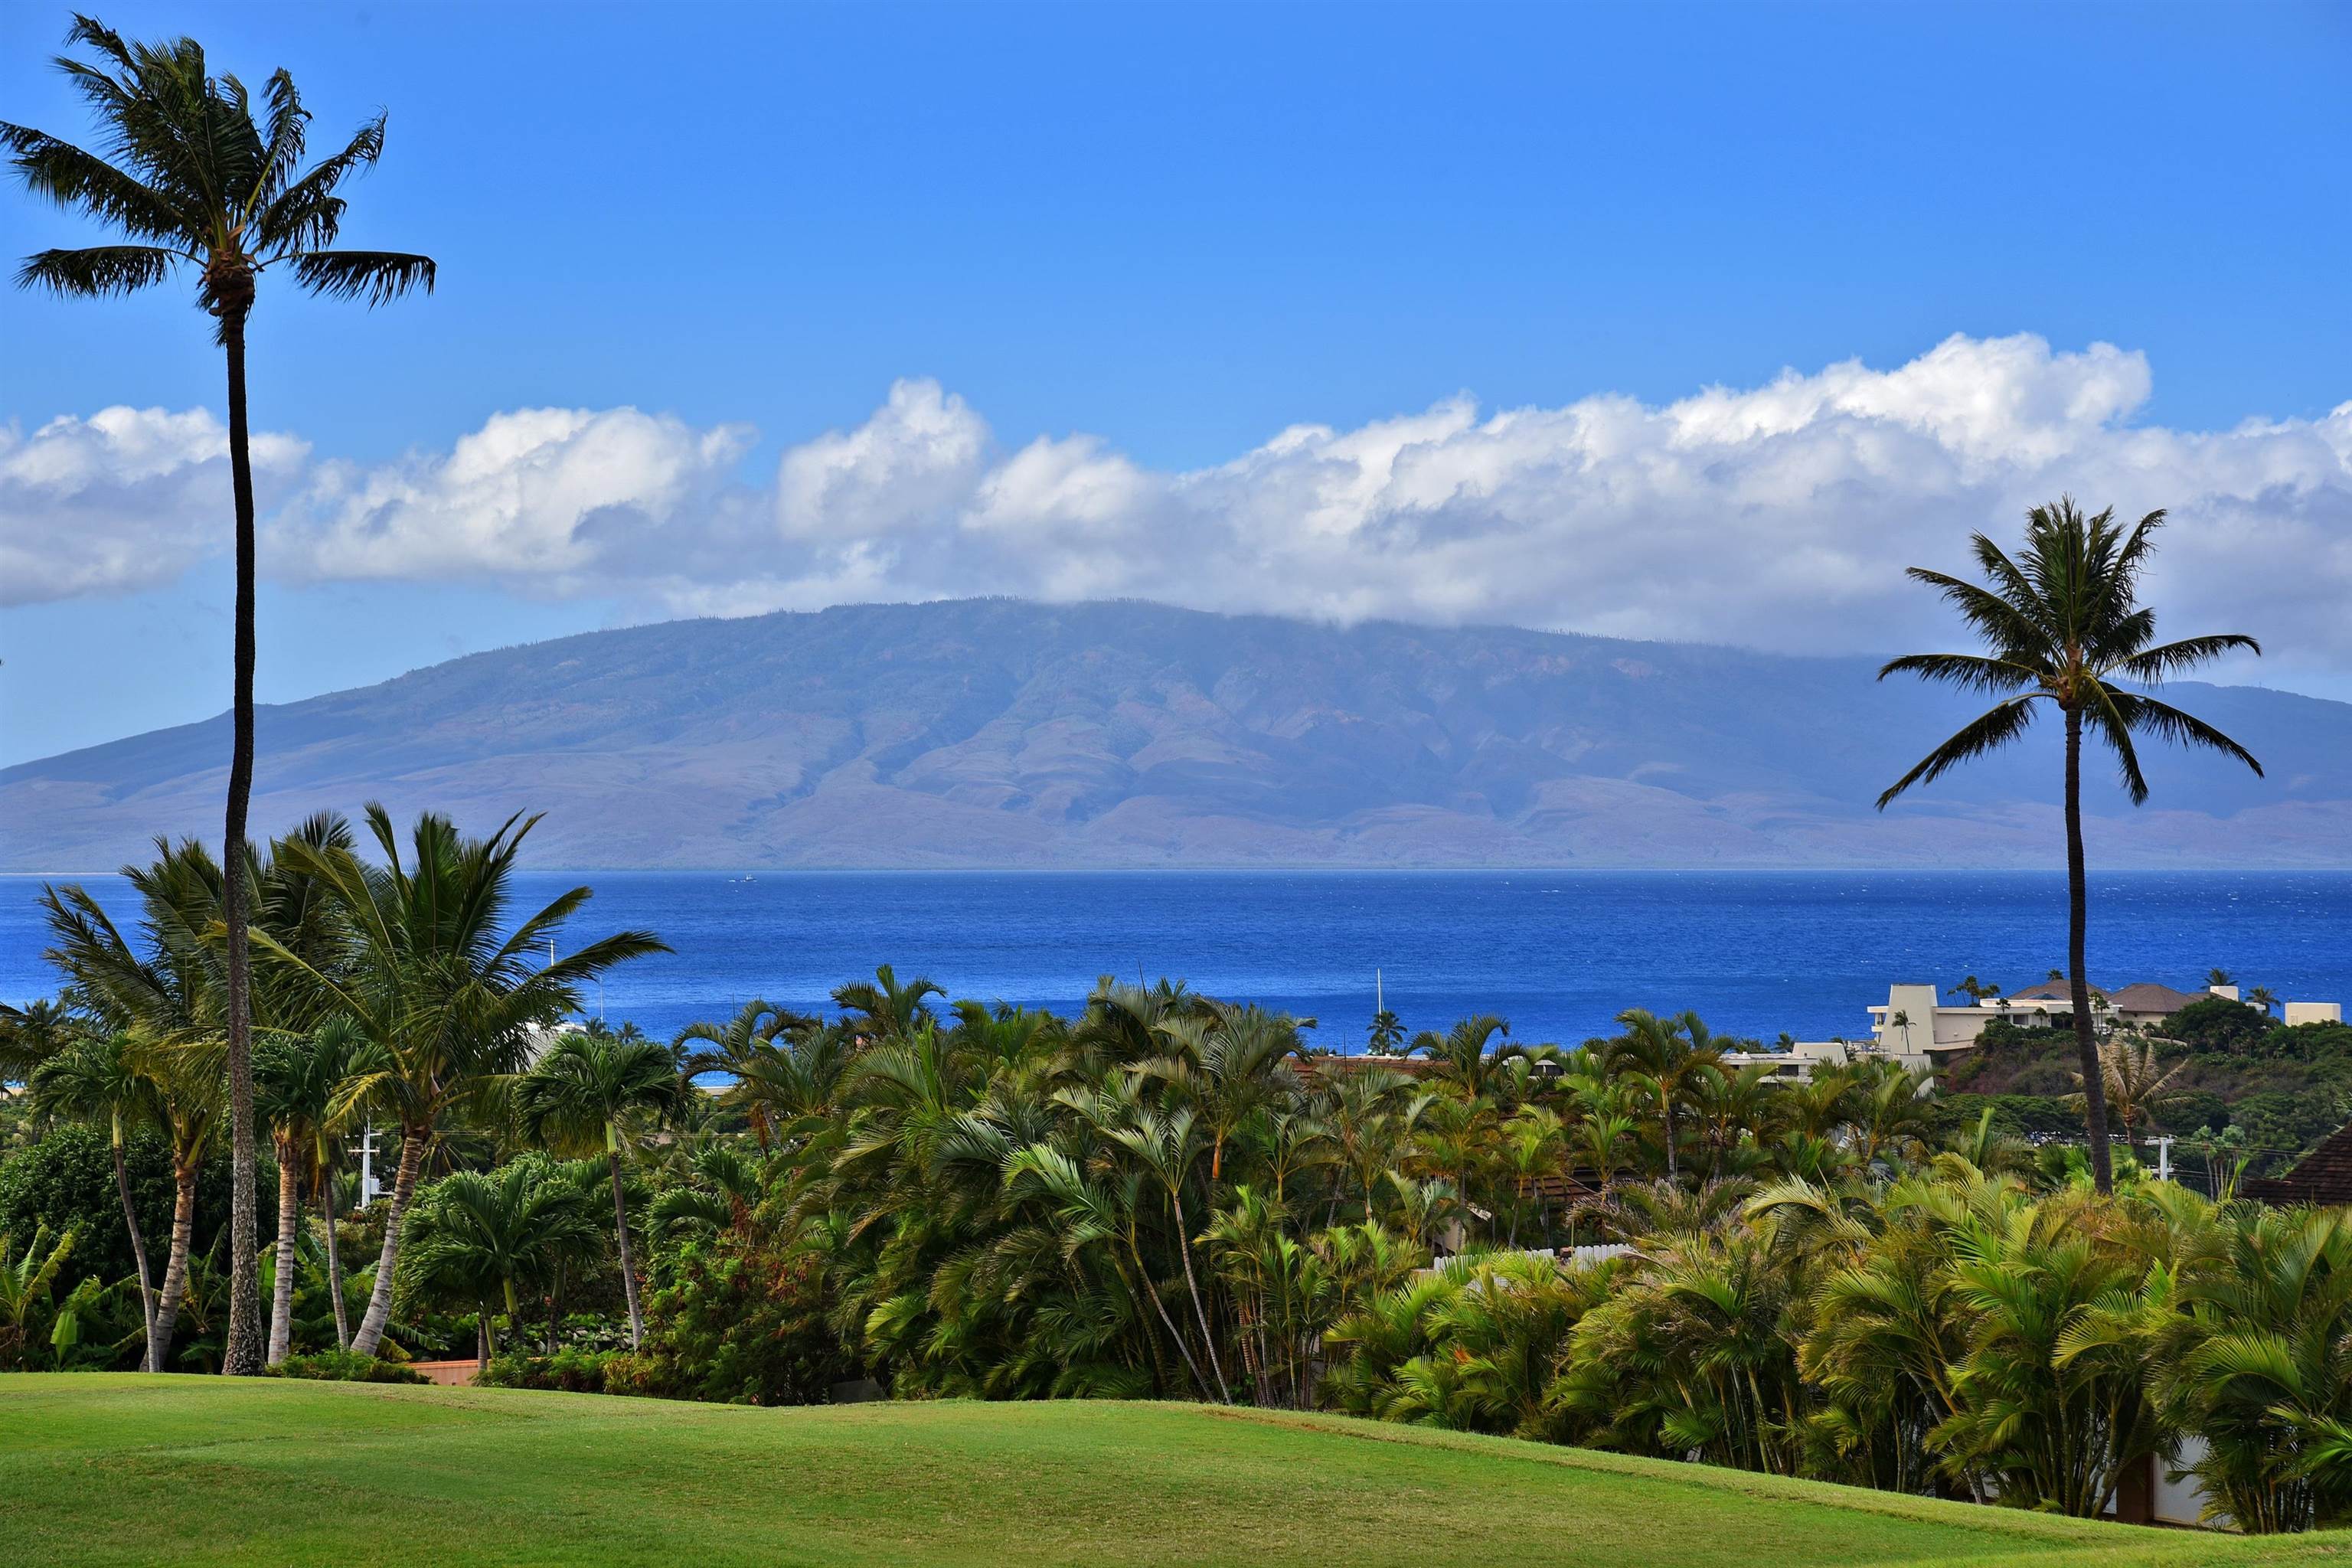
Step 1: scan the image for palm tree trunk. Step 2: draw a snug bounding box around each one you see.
[1662,1100,1679,1184]
[607,1138,645,1350]
[152,1158,199,1373]
[267,1139,299,1364]
[1126,1233,1209,1399]
[2065,707,2115,1194]
[351,1128,424,1357]
[1168,1187,1230,1403]
[317,1173,349,1351]
[219,309,265,1378]
[111,1120,157,1372]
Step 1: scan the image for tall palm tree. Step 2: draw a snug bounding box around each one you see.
[5,19,435,1376]
[252,807,667,1357]
[27,1031,162,1367]
[1877,499,2261,1193]
[515,1031,685,1348]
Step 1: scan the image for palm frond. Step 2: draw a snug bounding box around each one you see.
[247,67,310,221]
[15,243,183,297]
[1875,653,2039,695]
[1876,696,2041,810]
[255,113,384,253]
[1900,567,2050,662]
[0,121,195,241]
[2082,681,2153,805]
[289,247,434,305]
[2108,691,2264,779]
[2114,634,2262,685]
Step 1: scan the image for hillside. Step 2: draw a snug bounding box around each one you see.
[5,599,2349,869]
[0,1377,2315,1566]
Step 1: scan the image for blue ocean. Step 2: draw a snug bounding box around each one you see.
[4,870,2347,1049]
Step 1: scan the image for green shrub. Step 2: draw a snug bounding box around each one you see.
[478,1346,617,1393]
[617,1233,848,1406]
[269,1351,426,1384]
[0,1125,260,1288]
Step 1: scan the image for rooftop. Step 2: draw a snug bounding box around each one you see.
[2242,1121,2352,1208]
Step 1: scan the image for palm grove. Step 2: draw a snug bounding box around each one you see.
[7,11,2344,1544]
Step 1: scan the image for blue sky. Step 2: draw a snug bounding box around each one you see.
[4,0,2350,766]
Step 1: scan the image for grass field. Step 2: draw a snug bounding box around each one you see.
[2,1376,2347,1566]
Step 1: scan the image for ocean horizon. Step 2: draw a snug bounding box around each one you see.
[5,867,2347,1049]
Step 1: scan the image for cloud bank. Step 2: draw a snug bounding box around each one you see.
[1,407,305,606]
[10,335,2349,671]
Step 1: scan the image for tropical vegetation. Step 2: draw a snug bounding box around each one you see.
[3,828,2348,1536]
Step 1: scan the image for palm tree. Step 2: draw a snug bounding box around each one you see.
[252,1018,359,1363]
[2245,985,2280,1018]
[515,1031,685,1349]
[1143,1001,1311,1182]
[2207,967,2235,989]
[1367,1008,1404,1055]
[1603,1008,1721,1184]
[833,965,944,1041]
[675,998,812,1152]
[2069,1036,2190,1148]
[1406,1014,1517,1101]
[0,998,80,1084]
[1877,498,2262,1194]
[1092,1098,1231,1403]
[5,20,435,1375]
[27,1032,162,1367]
[253,807,667,1357]
[40,841,230,1373]
[397,1165,601,1369]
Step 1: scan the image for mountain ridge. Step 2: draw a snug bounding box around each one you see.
[6,598,2348,871]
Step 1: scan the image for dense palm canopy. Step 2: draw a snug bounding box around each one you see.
[250,805,668,1356]
[1877,498,2262,1194]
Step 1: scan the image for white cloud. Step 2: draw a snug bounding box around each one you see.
[776,379,988,542]
[12,337,2350,682]
[0,407,305,605]
[266,407,756,593]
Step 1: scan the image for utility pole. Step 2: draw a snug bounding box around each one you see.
[2154,1135,2174,1184]
[351,1124,380,1210]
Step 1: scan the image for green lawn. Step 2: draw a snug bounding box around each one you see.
[2,1376,2345,1567]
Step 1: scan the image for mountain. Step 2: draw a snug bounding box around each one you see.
[6,599,2349,871]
